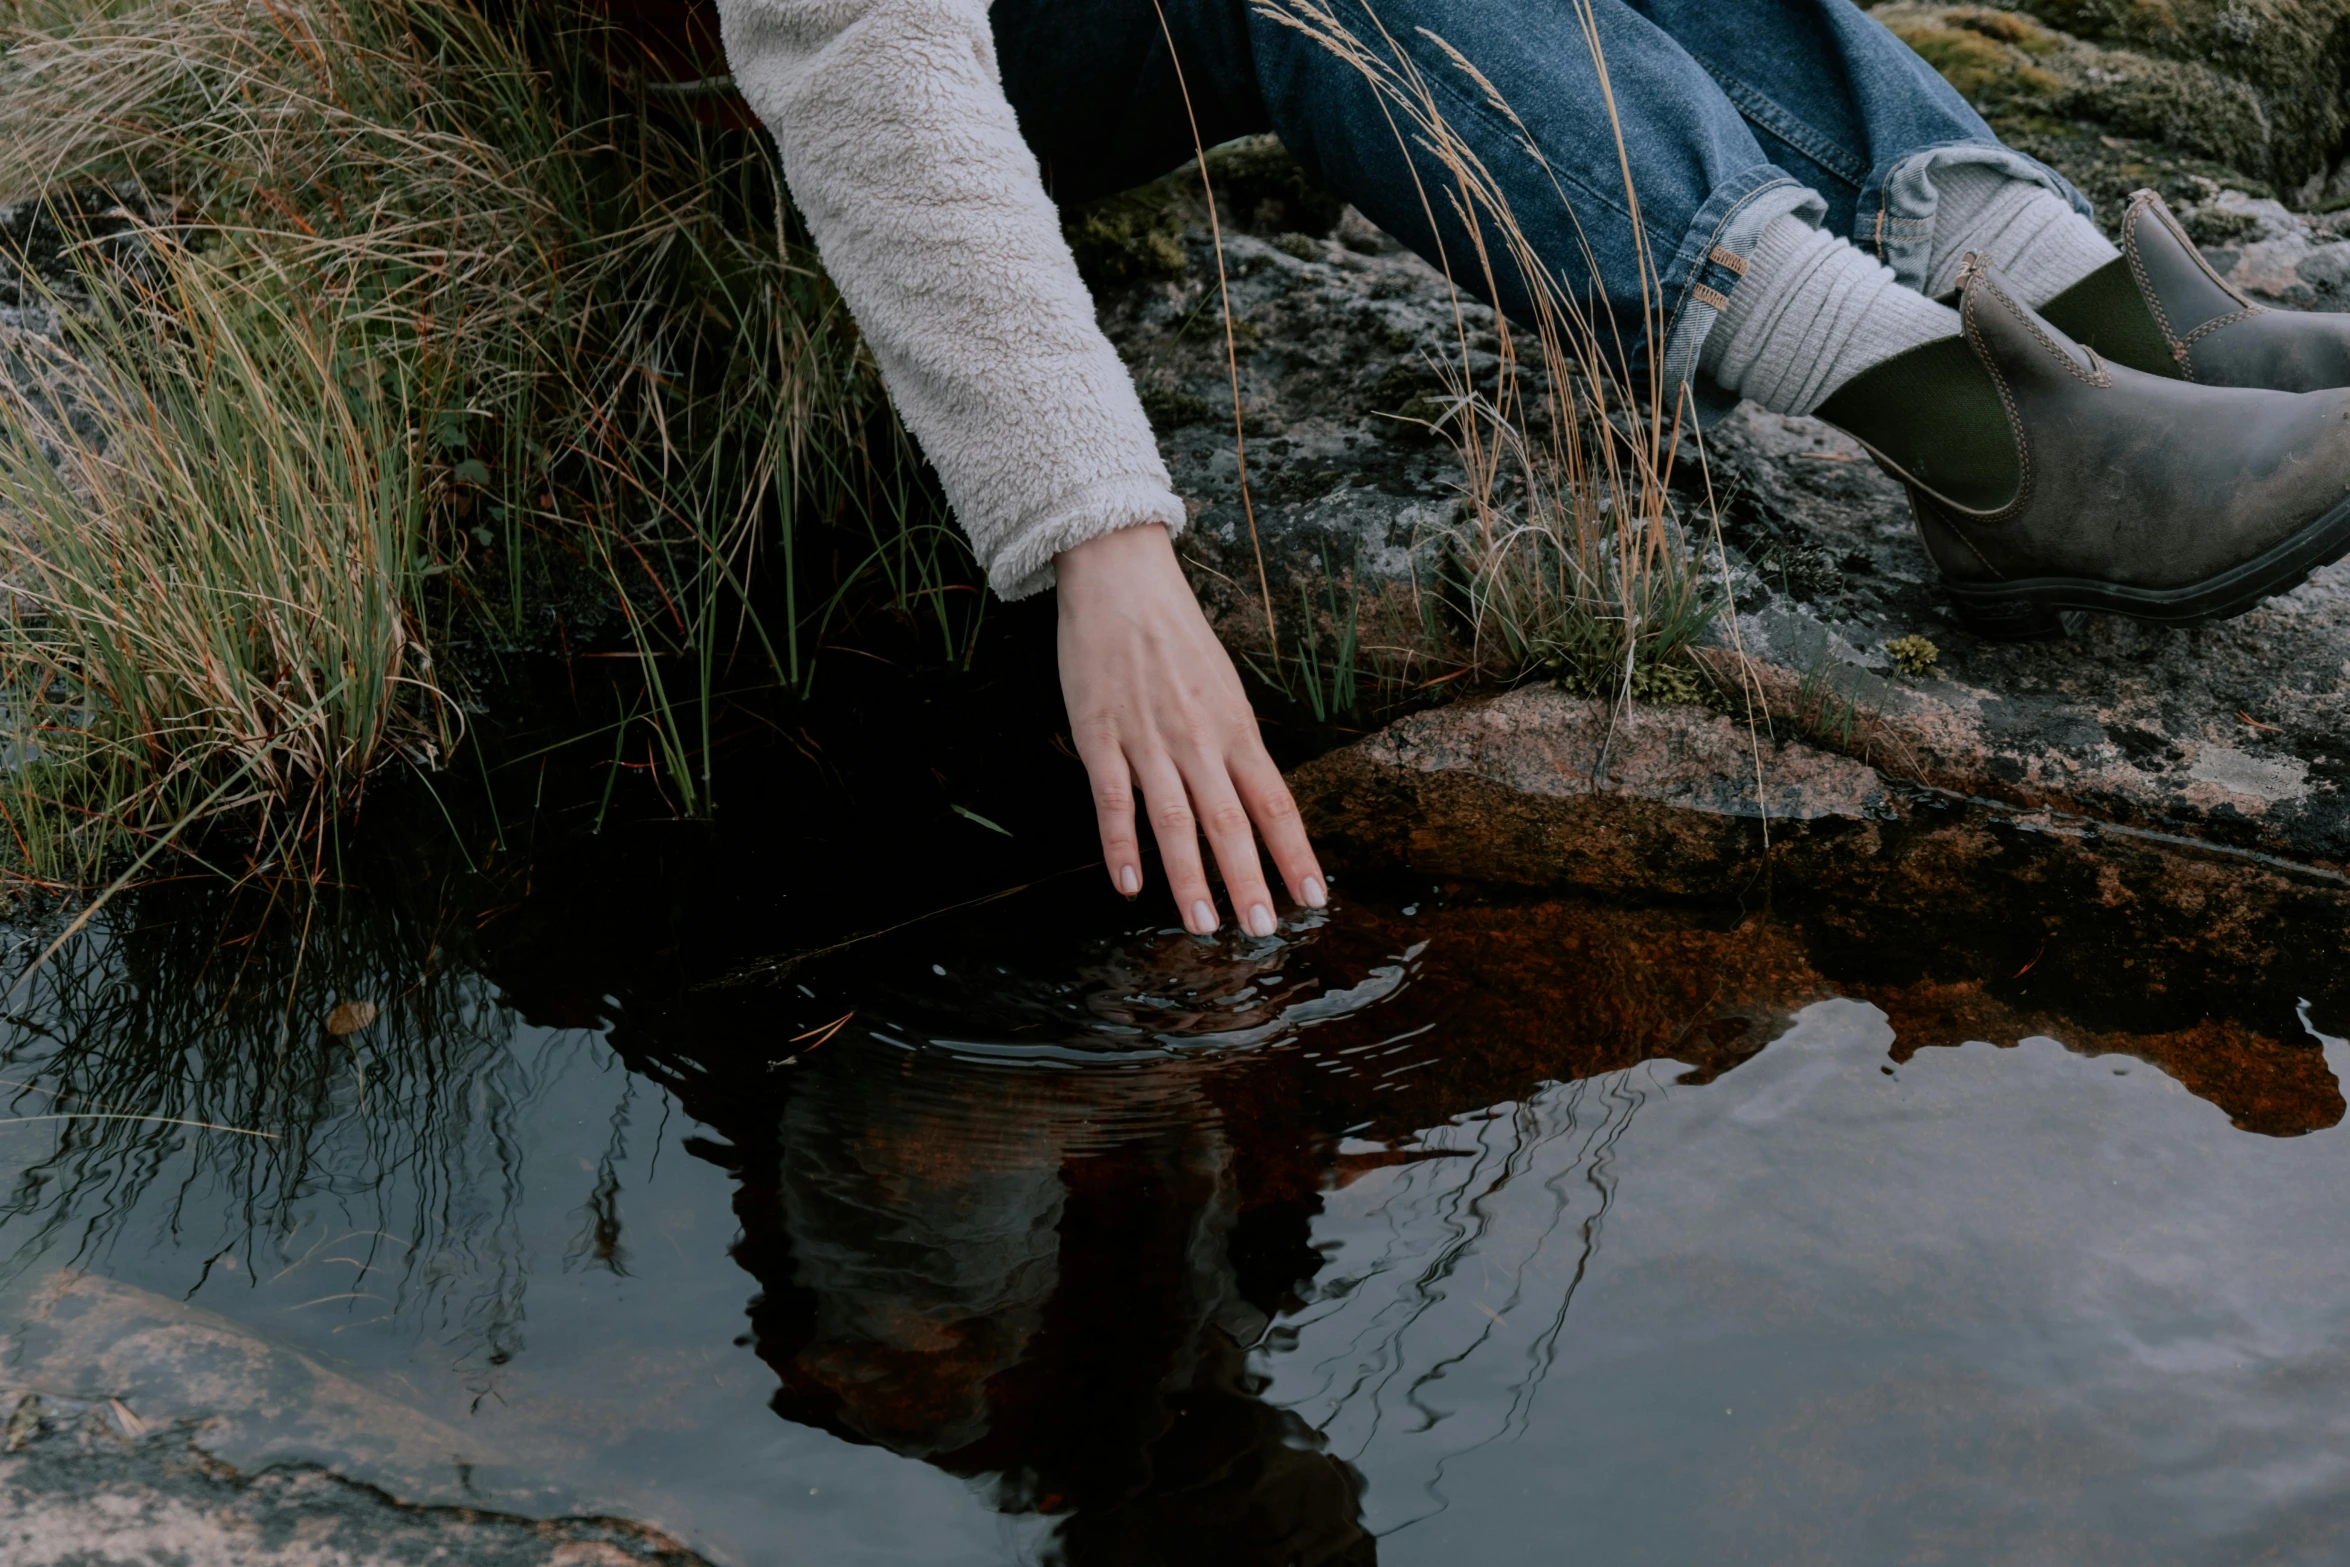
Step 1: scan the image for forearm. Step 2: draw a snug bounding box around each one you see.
[714,0,1185,598]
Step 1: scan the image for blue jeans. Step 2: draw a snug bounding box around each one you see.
[992,0,2089,411]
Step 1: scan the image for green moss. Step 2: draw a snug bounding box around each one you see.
[1628,655,1723,709]
[1952,6,2069,53]
[1139,384,1214,432]
[1884,18,2065,109]
[1063,190,1188,289]
[1061,137,1344,288]
[2181,203,2263,243]
[1550,649,1726,711]
[1202,136,1345,237]
[1887,634,1943,677]
[1881,1,2350,199]
[1994,122,2267,217]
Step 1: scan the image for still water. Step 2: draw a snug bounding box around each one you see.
[0,662,2344,1564]
[1,879,2347,1563]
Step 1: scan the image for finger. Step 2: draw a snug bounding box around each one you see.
[1073,729,1144,898]
[1135,755,1219,935]
[1230,745,1326,910]
[1181,757,1280,939]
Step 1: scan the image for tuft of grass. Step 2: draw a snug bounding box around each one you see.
[0,0,972,886]
[1244,540,1367,723]
[1258,0,1731,709]
[1792,649,1868,751]
[0,239,452,884]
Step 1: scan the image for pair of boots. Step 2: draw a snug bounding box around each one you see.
[1807,191,2350,640]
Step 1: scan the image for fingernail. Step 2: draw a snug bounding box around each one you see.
[1190,900,1217,935]
[1303,876,1327,909]
[1248,903,1275,937]
[1118,864,1140,896]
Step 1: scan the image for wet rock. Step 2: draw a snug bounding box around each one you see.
[1290,686,2350,1138]
[1289,686,1895,897]
[0,1405,707,1566]
[1698,402,2350,866]
[0,1270,719,1564]
[1090,193,1462,667]
[0,1271,506,1498]
[2177,185,2350,307]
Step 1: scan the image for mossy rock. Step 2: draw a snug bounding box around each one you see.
[1063,188,1191,289]
[2009,0,2350,192]
[1871,1,2350,212]
[1200,136,1346,238]
[1061,137,1342,290]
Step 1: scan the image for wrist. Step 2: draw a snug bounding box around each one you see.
[1054,522,1183,607]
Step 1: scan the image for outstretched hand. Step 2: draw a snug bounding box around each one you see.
[1056,523,1326,936]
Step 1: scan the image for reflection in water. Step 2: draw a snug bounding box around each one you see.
[0,794,2345,1560]
[763,1052,1369,1565]
[640,964,1385,1565]
[611,867,2350,1561]
[0,879,549,1399]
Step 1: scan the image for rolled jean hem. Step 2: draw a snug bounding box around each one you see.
[1859,142,2095,293]
[1656,170,1824,427]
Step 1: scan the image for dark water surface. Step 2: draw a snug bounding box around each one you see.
[0,645,2347,1565]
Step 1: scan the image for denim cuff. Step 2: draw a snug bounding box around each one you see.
[1859,142,2095,293]
[1656,168,1824,429]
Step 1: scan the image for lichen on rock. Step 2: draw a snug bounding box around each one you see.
[1868,0,2350,213]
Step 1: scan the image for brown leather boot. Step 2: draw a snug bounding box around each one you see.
[2038,189,2350,392]
[1816,259,2350,640]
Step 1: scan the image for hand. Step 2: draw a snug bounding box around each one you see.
[1056,523,1326,935]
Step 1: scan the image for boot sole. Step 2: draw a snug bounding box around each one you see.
[1945,491,2350,641]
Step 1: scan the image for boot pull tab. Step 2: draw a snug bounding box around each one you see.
[1960,255,2111,388]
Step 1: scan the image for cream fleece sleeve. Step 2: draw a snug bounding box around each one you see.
[714,0,1188,599]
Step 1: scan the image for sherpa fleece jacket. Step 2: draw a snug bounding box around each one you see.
[713,0,1187,599]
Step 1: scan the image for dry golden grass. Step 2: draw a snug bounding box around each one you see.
[1256,0,1743,708]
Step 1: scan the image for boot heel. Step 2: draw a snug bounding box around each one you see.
[1946,592,2086,642]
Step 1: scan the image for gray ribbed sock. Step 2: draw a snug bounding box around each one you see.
[1925,163,2117,304]
[1701,214,1958,416]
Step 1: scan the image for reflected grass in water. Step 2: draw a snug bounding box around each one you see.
[0,876,558,1390]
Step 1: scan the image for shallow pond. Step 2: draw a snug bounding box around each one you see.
[0,656,2345,1565]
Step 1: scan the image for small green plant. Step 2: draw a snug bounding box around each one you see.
[1757,540,1845,600]
[1290,570,1362,723]
[1887,633,1942,678]
[1245,541,1365,723]
[1789,645,1877,752]
[1619,651,1720,709]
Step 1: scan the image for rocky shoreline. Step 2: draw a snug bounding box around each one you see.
[1088,144,2350,886]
